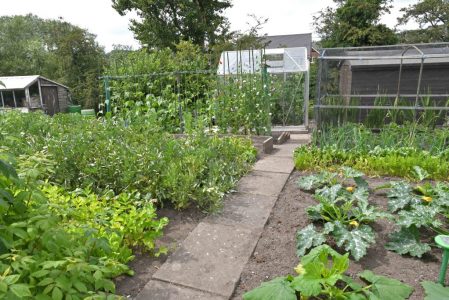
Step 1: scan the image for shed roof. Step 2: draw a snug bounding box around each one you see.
[262,33,312,54]
[0,75,69,90]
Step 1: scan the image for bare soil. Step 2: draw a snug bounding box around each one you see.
[232,171,441,300]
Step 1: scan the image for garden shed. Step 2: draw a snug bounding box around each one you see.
[0,75,70,115]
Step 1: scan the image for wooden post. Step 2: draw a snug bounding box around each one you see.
[12,90,17,107]
[38,78,44,107]
[25,88,31,108]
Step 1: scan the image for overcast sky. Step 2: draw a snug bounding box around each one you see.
[0,0,418,51]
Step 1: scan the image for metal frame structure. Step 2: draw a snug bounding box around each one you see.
[102,47,311,130]
[219,47,310,128]
[315,43,449,126]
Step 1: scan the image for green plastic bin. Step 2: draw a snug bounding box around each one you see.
[81,109,96,117]
[68,105,82,114]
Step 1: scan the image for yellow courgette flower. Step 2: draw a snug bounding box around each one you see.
[422,196,432,203]
[346,186,355,193]
[349,220,359,227]
[294,263,306,275]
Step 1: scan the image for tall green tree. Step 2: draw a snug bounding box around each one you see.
[398,0,449,43]
[0,14,105,108]
[112,0,232,50]
[314,0,398,47]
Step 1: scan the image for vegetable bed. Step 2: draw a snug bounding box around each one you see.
[232,171,442,300]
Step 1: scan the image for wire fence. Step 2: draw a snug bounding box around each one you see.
[315,43,449,128]
[101,68,307,134]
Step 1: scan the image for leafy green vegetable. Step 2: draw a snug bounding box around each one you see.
[243,277,296,300]
[332,222,376,261]
[387,181,419,213]
[385,226,431,257]
[397,204,442,228]
[297,171,337,191]
[295,224,327,257]
[412,166,430,181]
[422,281,449,300]
[359,270,413,300]
[244,245,414,300]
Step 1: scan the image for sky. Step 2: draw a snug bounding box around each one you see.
[0,0,418,51]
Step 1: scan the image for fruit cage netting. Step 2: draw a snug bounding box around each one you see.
[315,43,449,128]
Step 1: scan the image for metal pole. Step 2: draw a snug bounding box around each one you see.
[0,91,4,107]
[176,74,183,133]
[315,53,324,129]
[104,76,111,113]
[304,68,310,129]
[415,56,425,108]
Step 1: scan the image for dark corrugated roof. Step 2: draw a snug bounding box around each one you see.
[262,33,312,54]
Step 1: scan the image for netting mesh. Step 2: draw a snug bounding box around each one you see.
[316,43,449,127]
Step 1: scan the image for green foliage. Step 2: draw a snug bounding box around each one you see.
[112,0,232,50]
[243,277,296,300]
[422,281,449,300]
[398,0,449,43]
[0,14,105,108]
[298,167,367,192]
[244,245,414,300]
[104,43,272,135]
[0,157,167,299]
[0,112,256,212]
[314,0,398,47]
[385,180,449,257]
[294,123,449,181]
[296,171,387,260]
[359,270,414,300]
[385,226,431,258]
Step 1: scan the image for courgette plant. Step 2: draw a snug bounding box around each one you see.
[243,245,414,300]
[385,171,449,258]
[297,168,390,261]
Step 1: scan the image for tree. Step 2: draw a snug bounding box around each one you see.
[112,0,232,50]
[314,0,398,47]
[398,0,449,43]
[0,15,105,108]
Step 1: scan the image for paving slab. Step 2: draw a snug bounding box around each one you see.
[272,143,301,158]
[136,280,226,300]
[252,156,295,174]
[204,193,278,230]
[290,133,311,141]
[236,170,290,197]
[153,222,259,298]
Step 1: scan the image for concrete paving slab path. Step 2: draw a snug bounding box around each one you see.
[135,280,226,300]
[153,222,259,297]
[252,156,295,174]
[204,193,278,230]
[236,171,290,197]
[134,136,310,299]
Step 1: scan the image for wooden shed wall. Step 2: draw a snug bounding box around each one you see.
[349,63,449,97]
[39,78,70,112]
